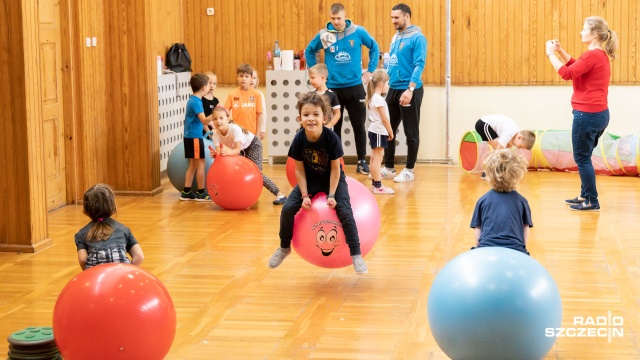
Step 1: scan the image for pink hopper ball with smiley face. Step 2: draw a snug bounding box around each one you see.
[291,177,380,268]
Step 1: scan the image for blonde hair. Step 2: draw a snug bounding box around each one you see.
[520,130,536,150]
[585,16,618,60]
[213,106,249,134]
[205,71,217,78]
[309,63,328,78]
[252,70,260,87]
[483,149,528,192]
[82,184,117,242]
[365,70,390,107]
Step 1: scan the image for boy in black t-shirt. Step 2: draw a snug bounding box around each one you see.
[202,72,219,138]
[268,93,368,274]
[307,64,341,128]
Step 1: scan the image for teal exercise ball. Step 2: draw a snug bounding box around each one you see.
[427,247,562,360]
[167,139,214,195]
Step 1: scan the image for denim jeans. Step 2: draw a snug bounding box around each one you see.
[571,109,610,205]
[279,177,362,256]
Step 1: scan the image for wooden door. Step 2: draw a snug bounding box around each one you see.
[39,0,67,210]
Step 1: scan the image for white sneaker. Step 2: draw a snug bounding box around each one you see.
[393,168,415,183]
[367,168,396,179]
[371,185,395,194]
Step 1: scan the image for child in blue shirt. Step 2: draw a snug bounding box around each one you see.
[268,93,368,274]
[470,149,533,255]
[180,73,214,201]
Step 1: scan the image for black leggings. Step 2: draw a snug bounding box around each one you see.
[242,137,280,196]
[278,177,361,256]
[331,85,368,160]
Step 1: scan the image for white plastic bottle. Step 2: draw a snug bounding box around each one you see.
[157,56,163,76]
[273,41,282,71]
[383,52,390,70]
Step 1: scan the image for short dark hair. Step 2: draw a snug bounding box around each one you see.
[330,3,345,14]
[237,63,254,75]
[296,92,331,119]
[189,73,209,92]
[392,3,412,17]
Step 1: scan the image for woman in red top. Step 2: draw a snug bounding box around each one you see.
[546,16,618,211]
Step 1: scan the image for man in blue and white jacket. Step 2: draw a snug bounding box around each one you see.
[383,3,427,183]
[305,3,380,175]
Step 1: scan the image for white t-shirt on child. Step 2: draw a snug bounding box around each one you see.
[480,114,520,148]
[367,93,389,136]
[210,123,254,151]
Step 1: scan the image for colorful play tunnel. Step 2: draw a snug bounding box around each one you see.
[459,130,640,176]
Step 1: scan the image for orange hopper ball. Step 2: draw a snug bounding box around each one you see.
[285,157,346,188]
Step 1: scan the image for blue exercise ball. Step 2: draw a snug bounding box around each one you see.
[167,138,215,195]
[427,247,562,360]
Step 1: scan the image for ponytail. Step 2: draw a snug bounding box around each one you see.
[605,29,618,60]
[585,16,617,60]
[365,70,391,108]
[83,184,117,242]
[86,218,114,243]
[365,76,376,108]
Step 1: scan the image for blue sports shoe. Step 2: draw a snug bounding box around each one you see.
[569,201,600,212]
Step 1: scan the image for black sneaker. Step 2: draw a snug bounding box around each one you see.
[569,202,600,211]
[180,191,196,201]
[273,196,287,205]
[357,160,370,175]
[195,192,212,202]
[565,197,585,205]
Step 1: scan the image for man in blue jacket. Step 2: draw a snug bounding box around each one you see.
[305,3,380,175]
[382,3,427,183]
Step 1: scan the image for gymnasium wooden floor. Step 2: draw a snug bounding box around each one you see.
[1,165,639,359]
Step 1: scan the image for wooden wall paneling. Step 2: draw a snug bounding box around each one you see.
[507,0,516,84]
[145,0,162,193]
[0,0,51,252]
[462,0,471,85]
[559,0,568,85]
[491,0,500,84]
[185,0,640,86]
[619,0,628,82]
[244,0,253,66]
[192,0,200,71]
[149,0,184,60]
[103,0,161,194]
[255,0,265,78]
[183,0,193,70]
[204,0,214,74]
[451,0,462,84]
[39,0,67,211]
[477,0,487,83]
[225,0,236,78]
[514,0,523,84]
[183,0,442,86]
[59,0,80,203]
[104,0,122,190]
[468,0,478,84]
[72,0,106,193]
[631,2,638,82]
[529,0,538,83]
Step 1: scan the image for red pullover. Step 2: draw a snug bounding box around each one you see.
[558,49,610,113]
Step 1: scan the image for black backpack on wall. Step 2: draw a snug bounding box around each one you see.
[165,43,192,72]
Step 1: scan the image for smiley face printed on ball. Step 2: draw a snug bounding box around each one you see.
[315,224,341,256]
